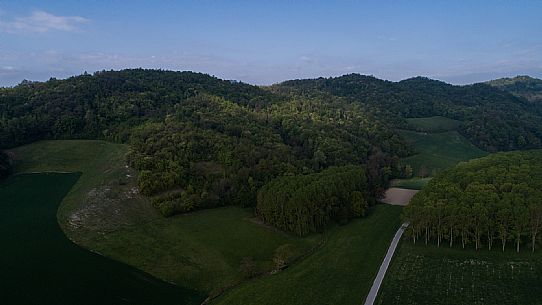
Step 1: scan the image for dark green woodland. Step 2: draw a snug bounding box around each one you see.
[2,69,542,228]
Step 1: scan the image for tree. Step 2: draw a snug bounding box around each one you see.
[512,203,529,253]
[273,244,296,271]
[529,199,542,252]
[496,199,512,252]
[351,191,368,217]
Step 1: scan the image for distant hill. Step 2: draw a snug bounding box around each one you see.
[275,74,542,151]
[486,75,542,103]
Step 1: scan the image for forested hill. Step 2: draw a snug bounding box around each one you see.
[2,69,542,220]
[274,74,542,151]
[0,69,280,148]
[486,75,542,103]
[0,69,410,217]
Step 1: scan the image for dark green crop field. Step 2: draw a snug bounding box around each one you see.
[377,241,542,305]
[0,173,204,305]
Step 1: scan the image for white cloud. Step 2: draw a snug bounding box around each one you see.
[300,55,313,63]
[0,10,89,33]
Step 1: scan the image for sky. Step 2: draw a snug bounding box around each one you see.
[0,0,541,86]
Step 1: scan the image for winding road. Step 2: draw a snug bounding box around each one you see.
[363,222,409,305]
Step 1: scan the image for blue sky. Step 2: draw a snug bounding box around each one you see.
[1,0,541,86]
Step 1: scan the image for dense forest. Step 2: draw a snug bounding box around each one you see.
[0,69,410,219]
[256,166,369,236]
[487,75,542,103]
[403,150,542,252]
[0,151,11,180]
[1,69,541,226]
[275,74,542,151]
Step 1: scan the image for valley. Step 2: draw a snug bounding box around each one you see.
[1,70,542,305]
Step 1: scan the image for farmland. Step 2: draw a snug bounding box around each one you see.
[0,173,205,305]
[377,241,542,305]
[212,205,403,305]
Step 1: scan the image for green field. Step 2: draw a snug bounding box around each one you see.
[391,177,432,190]
[90,206,321,295]
[406,116,462,132]
[0,173,205,305]
[377,241,542,305]
[8,140,320,296]
[398,130,487,177]
[212,205,403,305]
[8,140,157,243]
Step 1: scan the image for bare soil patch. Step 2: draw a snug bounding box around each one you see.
[380,188,419,206]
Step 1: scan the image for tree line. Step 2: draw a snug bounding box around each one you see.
[256,166,369,236]
[403,150,542,252]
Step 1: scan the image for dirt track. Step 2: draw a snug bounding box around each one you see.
[380,188,418,206]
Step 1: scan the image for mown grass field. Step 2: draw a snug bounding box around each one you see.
[398,130,487,177]
[8,140,157,241]
[406,116,462,132]
[399,116,487,178]
[377,241,542,305]
[212,205,403,305]
[9,140,320,296]
[91,206,321,294]
[391,178,432,190]
[0,173,205,305]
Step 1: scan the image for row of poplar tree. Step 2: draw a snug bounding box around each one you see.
[403,150,542,252]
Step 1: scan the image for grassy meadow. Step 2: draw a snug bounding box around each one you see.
[390,177,432,190]
[398,130,487,177]
[8,140,158,241]
[395,116,487,181]
[377,241,542,305]
[212,204,403,305]
[91,206,321,295]
[406,116,462,132]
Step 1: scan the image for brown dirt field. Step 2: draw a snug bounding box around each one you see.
[380,188,419,206]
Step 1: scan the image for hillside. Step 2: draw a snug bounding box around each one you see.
[0,69,410,219]
[275,74,542,152]
[487,75,542,103]
[2,70,542,220]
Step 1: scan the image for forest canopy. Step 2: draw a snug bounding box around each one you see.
[256,166,369,236]
[275,74,542,152]
[1,69,541,220]
[403,150,542,252]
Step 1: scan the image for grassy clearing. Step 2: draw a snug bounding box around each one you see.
[9,140,320,296]
[212,204,403,305]
[391,178,432,190]
[90,206,321,294]
[377,241,542,305]
[8,140,158,241]
[1,173,204,305]
[406,116,462,133]
[398,130,487,177]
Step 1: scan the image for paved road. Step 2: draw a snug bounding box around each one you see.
[363,223,409,305]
